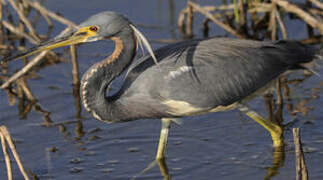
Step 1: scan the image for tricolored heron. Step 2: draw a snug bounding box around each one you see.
[2,11,321,160]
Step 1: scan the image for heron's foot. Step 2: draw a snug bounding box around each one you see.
[238,104,284,147]
[269,124,284,147]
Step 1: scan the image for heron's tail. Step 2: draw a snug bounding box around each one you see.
[298,44,323,77]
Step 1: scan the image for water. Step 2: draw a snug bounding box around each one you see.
[0,0,322,179]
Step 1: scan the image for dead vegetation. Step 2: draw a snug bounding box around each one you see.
[0,0,322,179]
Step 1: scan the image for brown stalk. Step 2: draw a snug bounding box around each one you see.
[178,8,186,35]
[0,132,12,180]
[238,0,248,36]
[16,78,36,102]
[0,0,5,44]
[186,1,194,38]
[309,0,323,10]
[30,1,52,27]
[7,0,39,41]
[70,45,79,84]
[0,126,30,180]
[188,1,243,38]
[275,78,284,125]
[264,93,274,122]
[273,0,323,34]
[20,0,30,10]
[269,3,277,40]
[275,10,287,39]
[300,35,323,44]
[306,0,315,38]
[293,128,308,180]
[1,20,39,44]
[29,1,77,28]
[0,24,71,88]
[0,51,48,89]
[70,44,82,119]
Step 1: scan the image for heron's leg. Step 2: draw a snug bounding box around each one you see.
[238,105,283,147]
[156,118,172,160]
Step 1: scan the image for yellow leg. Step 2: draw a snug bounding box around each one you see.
[238,105,283,147]
[156,118,172,160]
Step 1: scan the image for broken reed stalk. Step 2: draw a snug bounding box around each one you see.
[273,0,323,34]
[188,1,244,38]
[29,1,77,28]
[309,0,323,10]
[0,0,78,90]
[276,78,283,105]
[274,78,284,125]
[0,0,5,44]
[70,45,79,85]
[7,0,39,41]
[35,5,53,27]
[177,8,186,35]
[269,3,277,40]
[0,126,30,180]
[16,77,36,101]
[0,51,48,89]
[70,45,83,119]
[237,0,247,35]
[306,0,315,38]
[180,1,322,41]
[293,128,308,180]
[275,9,287,39]
[264,93,274,122]
[1,20,39,44]
[0,132,12,180]
[186,1,194,38]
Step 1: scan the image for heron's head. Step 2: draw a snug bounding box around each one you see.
[77,11,132,42]
[2,11,157,64]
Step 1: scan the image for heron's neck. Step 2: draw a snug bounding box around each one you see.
[80,34,136,122]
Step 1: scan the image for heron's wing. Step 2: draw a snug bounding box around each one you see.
[161,39,314,108]
[117,38,315,117]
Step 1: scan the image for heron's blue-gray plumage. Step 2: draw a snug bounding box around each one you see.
[113,38,315,120]
[2,11,318,123]
[50,11,318,122]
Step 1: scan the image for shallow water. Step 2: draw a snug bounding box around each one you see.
[0,0,322,180]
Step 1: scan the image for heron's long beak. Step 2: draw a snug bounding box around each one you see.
[1,26,100,63]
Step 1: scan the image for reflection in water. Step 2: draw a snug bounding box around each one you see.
[71,45,85,139]
[73,82,85,139]
[73,83,82,119]
[0,0,322,179]
[132,158,170,180]
[157,158,171,180]
[1,74,54,126]
[135,145,284,180]
[262,78,286,180]
[264,143,285,180]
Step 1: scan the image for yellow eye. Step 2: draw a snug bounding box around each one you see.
[89,26,98,32]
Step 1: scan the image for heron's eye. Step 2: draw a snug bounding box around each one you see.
[89,26,98,32]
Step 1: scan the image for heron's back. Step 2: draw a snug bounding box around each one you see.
[116,38,316,119]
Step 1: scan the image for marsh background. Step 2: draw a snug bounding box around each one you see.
[0,0,322,179]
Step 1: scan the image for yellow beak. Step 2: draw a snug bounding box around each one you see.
[1,26,100,63]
